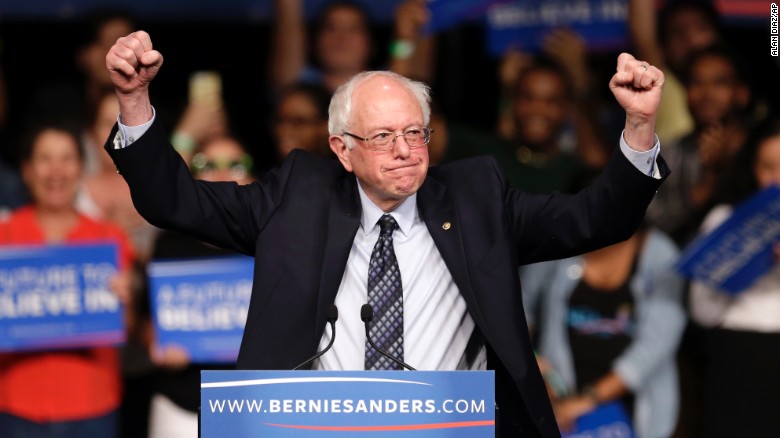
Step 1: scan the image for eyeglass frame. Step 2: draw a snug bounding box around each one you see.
[190,152,254,176]
[342,126,434,151]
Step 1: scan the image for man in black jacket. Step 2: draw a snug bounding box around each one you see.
[105,31,667,437]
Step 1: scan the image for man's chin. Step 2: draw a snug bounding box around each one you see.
[391,178,423,198]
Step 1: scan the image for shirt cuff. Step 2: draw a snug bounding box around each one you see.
[619,130,661,179]
[113,107,156,149]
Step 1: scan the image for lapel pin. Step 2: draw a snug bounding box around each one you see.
[442,222,451,230]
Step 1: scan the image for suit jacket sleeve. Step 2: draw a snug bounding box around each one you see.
[104,120,288,256]
[505,147,669,265]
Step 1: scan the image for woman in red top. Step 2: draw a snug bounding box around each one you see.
[0,123,134,437]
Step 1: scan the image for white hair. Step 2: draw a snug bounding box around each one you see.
[328,71,431,148]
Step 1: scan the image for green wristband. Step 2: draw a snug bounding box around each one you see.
[171,132,196,154]
[389,39,415,60]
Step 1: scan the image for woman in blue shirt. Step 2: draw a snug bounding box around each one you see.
[521,223,686,437]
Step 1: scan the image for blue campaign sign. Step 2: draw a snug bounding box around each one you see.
[201,370,495,437]
[0,243,123,351]
[563,401,634,438]
[677,186,780,295]
[485,0,629,56]
[147,256,254,363]
[424,0,507,34]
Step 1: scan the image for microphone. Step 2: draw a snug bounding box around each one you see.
[361,304,416,371]
[292,304,338,370]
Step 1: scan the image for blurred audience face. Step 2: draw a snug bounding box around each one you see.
[22,129,83,211]
[190,137,254,185]
[663,8,718,71]
[91,93,121,169]
[79,17,135,89]
[512,68,569,149]
[273,91,329,158]
[686,54,748,127]
[316,5,371,75]
[755,134,780,189]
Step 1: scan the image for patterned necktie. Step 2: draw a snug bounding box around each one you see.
[365,214,404,370]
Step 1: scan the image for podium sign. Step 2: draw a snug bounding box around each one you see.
[201,370,495,437]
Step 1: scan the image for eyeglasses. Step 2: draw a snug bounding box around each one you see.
[191,153,254,178]
[342,127,433,151]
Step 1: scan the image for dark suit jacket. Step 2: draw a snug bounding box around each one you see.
[107,121,667,437]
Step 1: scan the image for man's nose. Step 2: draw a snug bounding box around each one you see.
[392,133,411,157]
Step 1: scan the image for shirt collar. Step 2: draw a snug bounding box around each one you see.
[356,179,417,238]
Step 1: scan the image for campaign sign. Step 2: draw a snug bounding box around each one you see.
[677,186,780,295]
[717,0,771,24]
[0,243,123,351]
[563,401,634,438]
[485,0,628,56]
[201,370,495,437]
[425,0,508,34]
[148,256,253,363]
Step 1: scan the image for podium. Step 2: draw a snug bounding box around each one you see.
[201,370,495,437]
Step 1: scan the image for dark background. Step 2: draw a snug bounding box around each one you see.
[1,1,778,172]
[0,6,502,170]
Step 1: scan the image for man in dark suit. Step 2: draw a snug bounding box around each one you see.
[105,31,667,437]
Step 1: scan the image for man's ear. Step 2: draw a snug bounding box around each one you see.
[329,135,353,172]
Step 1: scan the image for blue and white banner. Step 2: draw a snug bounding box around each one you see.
[485,0,628,56]
[677,186,780,295]
[563,401,634,438]
[201,370,495,437]
[0,243,123,351]
[147,256,253,363]
[425,0,507,34]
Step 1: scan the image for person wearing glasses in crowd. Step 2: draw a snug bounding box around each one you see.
[104,30,667,437]
[141,135,253,438]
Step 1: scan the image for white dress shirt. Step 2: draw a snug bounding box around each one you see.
[314,183,484,370]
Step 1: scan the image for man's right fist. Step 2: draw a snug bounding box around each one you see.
[106,31,163,95]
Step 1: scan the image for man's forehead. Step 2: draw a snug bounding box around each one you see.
[354,75,403,97]
[351,76,422,121]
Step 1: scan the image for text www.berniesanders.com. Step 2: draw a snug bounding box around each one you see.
[208,398,487,415]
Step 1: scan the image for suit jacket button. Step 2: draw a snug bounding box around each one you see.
[442,222,451,230]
